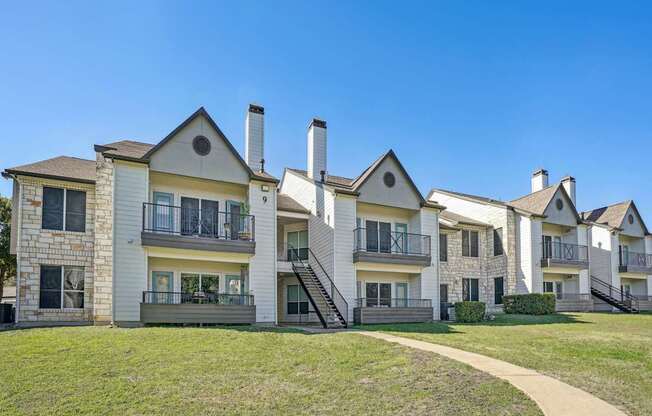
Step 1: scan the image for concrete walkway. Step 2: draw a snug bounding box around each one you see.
[356,331,626,416]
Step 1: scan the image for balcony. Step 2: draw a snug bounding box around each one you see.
[353,298,433,324]
[353,228,431,267]
[540,242,589,269]
[141,202,255,254]
[619,251,652,274]
[140,291,255,324]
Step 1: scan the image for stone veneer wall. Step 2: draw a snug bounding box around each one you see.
[16,176,96,323]
[440,224,509,312]
[93,153,113,322]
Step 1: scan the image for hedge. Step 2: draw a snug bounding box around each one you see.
[503,293,555,315]
[454,301,486,323]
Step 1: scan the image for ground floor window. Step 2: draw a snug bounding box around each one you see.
[180,273,220,293]
[287,284,309,314]
[543,281,563,300]
[39,265,84,309]
[462,278,479,302]
[366,282,392,307]
[494,277,504,305]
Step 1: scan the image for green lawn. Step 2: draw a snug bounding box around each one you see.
[0,326,540,416]
[357,312,652,416]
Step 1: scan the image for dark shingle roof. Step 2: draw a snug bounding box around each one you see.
[428,188,509,207]
[286,168,354,190]
[277,194,310,214]
[98,140,153,160]
[4,156,96,184]
[509,185,560,216]
[582,201,631,229]
[440,211,491,227]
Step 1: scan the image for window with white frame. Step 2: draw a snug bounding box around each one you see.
[462,278,479,302]
[39,265,84,309]
[180,273,219,293]
[287,284,309,315]
[462,230,479,257]
[42,187,86,232]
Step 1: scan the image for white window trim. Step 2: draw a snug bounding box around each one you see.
[462,229,480,258]
[41,187,86,233]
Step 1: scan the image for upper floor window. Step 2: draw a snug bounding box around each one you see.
[42,187,86,232]
[439,233,448,262]
[462,230,479,257]
[493,228,504,256]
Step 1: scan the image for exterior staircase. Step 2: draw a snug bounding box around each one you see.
[590,276,639,313]
[289,247,348,328]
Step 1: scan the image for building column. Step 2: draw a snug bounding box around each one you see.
[419,207,440,320]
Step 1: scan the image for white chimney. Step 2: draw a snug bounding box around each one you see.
[531,169,549,193]
[245,104,264,172]
[307,118,327,180]
[561,176,576,206]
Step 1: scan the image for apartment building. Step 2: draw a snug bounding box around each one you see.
[431,169,651,313]
[5,106,278,326]
[4,105,649,327]
[582,201,652,312]
[278,120,444,325]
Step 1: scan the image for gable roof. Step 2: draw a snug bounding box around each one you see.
[582,200,649,235]
[509,183,582,223]
[277,194,310,214]
[286,150,444,209]
[96,107,277,183]
[440,211,491,228]
[428,188,543,217]
[3,156,96,184]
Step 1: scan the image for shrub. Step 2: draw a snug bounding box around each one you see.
[503,293,555,315]
[454,301,486,323]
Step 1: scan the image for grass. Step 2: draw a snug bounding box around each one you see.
[0,326,540,416]
[357,312,652,416]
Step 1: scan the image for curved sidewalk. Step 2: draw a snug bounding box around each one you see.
[356,331,626,416]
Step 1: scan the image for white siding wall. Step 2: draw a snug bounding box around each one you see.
[333,195,356,319]
[419,208,440,320]
[113,162,148,323]
[517,215,543,294]
[647,236,652,297]
[589,226,613,285]
[248,180,276,323]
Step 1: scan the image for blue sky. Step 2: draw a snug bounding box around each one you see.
[1,1,651,218]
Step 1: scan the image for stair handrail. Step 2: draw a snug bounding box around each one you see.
[288,244,348,326]
[591,276,639,311]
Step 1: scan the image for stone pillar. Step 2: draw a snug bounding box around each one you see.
[93,153,114,323]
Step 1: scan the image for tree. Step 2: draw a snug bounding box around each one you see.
[0,195,16,301]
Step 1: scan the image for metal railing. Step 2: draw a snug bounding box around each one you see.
[288,245,349,326]
[355,298,432,308]
[591,276,639,311]
[630,295,652,302]
[277,243,309,262]
[552,293,591,302]
[541,242,588,262]
[353,228,431,256]
[142,202,255,241]
[142,291,254,305]
[619,250,652,268]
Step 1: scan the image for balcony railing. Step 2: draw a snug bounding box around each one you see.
[142,291,254,305]
[277,243,309,262]
[551,293,591,302]
[142,202,255,241]
[541,242,588,262]
[353,228,430,256]
[355,298,432,308]
[619,250,652,268]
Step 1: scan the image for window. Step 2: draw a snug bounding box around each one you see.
[365,282,392,307]
[287,284,309,314]
[555,198,564,210]
[42,187,86,232]
[39,265,84,309]
[383,172,396,187]
[181,273,219,293]
[192,135,211,156]
[287,230,308,260]
[462,230,479,257]
[439,233,448,262]
[365,220,391,253]
[494,277,504,305]
[493,228,504,256]
[543,281,554,293]
[462,278,479,302]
